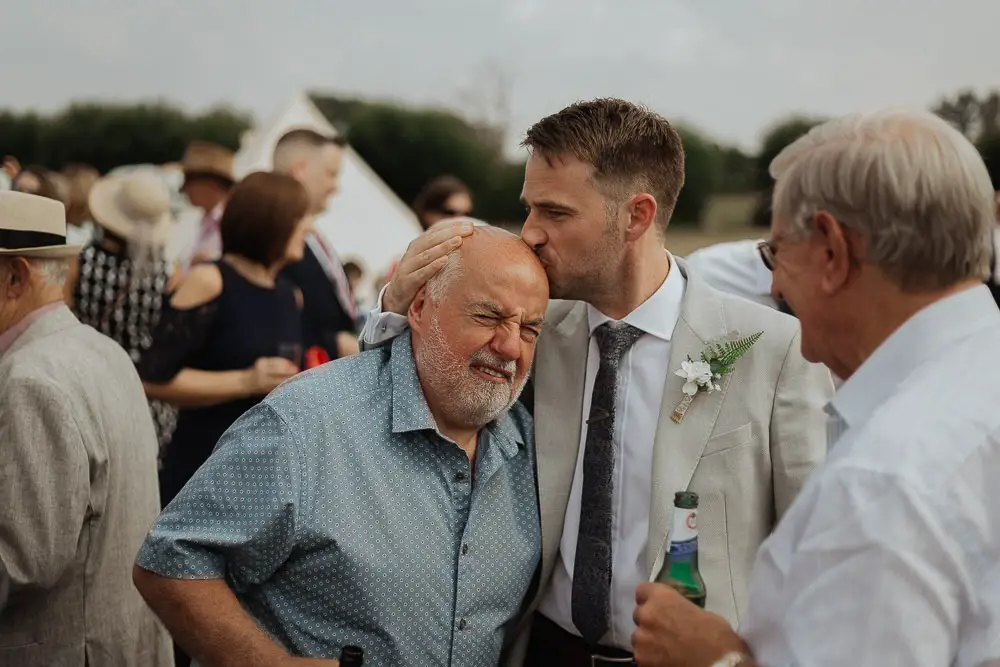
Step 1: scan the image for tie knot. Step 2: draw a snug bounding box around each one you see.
[594,322,644,362]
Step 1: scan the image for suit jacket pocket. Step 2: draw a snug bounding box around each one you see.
[702,422,754,457]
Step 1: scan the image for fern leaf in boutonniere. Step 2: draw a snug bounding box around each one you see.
[671,331,763,423]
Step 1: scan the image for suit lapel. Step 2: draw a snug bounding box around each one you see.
[534,301,589,584]
[645,261,731,576]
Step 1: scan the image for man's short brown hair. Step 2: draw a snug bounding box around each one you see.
[220,171,310,266]
[521,98,685,231]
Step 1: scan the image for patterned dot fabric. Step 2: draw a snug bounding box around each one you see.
[72,240,177,450]
[136,333,541,666]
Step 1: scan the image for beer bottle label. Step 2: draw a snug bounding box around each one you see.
[668,508,698,558]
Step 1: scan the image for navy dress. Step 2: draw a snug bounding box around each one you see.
[139,259,302,507]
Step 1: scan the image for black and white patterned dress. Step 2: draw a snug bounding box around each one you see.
[72,239,178,452]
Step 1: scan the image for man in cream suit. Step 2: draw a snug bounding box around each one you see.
[363,98,833,666]
[0,191,172,667]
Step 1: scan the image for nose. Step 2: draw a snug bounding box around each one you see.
[490,325,523,362]
[520,213,546,250]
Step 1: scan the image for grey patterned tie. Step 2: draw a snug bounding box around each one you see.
[572,321,644,645]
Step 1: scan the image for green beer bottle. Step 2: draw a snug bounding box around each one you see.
[654,491,707,607]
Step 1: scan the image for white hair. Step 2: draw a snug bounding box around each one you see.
[34,258,69,286]
[770,108,996,291]
[425,250,463,302]
[0,257,70,287]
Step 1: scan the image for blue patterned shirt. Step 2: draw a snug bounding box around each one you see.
[136,334,541,666]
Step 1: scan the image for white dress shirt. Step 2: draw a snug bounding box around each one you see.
[537,258,686,649]
[684,239,777,309]
[740,285,1000,667]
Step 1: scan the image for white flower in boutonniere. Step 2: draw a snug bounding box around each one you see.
[671,331,763,423]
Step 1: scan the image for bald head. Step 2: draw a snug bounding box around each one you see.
[409,224,549,431]
[426,224,546,302]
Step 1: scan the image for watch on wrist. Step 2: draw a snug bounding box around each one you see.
[709,651,751,667]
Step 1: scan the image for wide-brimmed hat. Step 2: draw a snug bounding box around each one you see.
[0,190,81,258]
[181,141,235,184]
[88,171,175,245]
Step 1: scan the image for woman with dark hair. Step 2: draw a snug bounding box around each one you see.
[412,175,474,230]
[139,171,312,508]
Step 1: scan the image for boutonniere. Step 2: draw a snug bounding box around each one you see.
[671,331,763,423]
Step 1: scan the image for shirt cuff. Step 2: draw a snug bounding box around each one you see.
[360,283,409,346]
[135,533,227,581]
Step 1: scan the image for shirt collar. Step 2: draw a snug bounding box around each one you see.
[587,251,686,341]
[829,285,998,435]
[389,333,524,457]
[0,302,65,359]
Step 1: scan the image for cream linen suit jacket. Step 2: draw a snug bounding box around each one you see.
[502,260,834,665]
[0,306,173,667]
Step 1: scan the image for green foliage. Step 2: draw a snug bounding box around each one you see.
[313,93,520,222]
[978,132,1000,189]
[673,127,724,226]
[717,146,756,193]
[701,331,763,376]
[933,89,1000,142]
[0,102,250,173]
[755,116,826,190]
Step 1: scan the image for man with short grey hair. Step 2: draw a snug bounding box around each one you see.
[630,108,1000,667]
[0,191,172,667]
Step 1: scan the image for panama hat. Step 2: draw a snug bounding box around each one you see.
[88,170,175,245]
[181,141,235,183]
[0,190,81,258]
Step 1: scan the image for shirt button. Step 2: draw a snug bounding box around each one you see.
[455,471,466,482]
[458,618,467,630]
[462,543,469,556]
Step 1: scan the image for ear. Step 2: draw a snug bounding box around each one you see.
[2,258,31,299]
[624,193,657,242]
[407,285,431,332]
[813,210,854,295]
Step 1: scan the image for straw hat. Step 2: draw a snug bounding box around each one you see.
[181,141,235,183]
[0,190,81,258]
[88,171,175,245]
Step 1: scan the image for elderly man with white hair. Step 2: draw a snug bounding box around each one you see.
[630,109,1000,667]
[0,191,172,667]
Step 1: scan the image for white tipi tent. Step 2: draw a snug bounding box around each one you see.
[234,93,422,306]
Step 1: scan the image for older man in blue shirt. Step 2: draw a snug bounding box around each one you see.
[133,226,550,667]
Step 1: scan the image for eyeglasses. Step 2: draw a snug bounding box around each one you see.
[756,240,776,271]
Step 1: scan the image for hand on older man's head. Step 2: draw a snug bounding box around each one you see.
[408,226,549,429]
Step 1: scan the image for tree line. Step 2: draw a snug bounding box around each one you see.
[2,88,997,227]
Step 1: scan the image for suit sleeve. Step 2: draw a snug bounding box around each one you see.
[358,284,409,351]
[769,327,834,518]
[0,377,90,612]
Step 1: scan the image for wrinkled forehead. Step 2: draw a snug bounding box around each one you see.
[451,258,548,319]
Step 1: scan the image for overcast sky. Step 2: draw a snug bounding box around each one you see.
[3,0,997,153]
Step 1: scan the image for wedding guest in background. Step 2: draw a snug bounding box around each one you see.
[69,170,179,453]
[0,191,172,667]
[413,175,474,230]
[176,141,236,270]
[141,171,309,507]
[273,128,360,360]
[631,109,1000,667]
[61,163,100,246]
[134,226,547,667]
